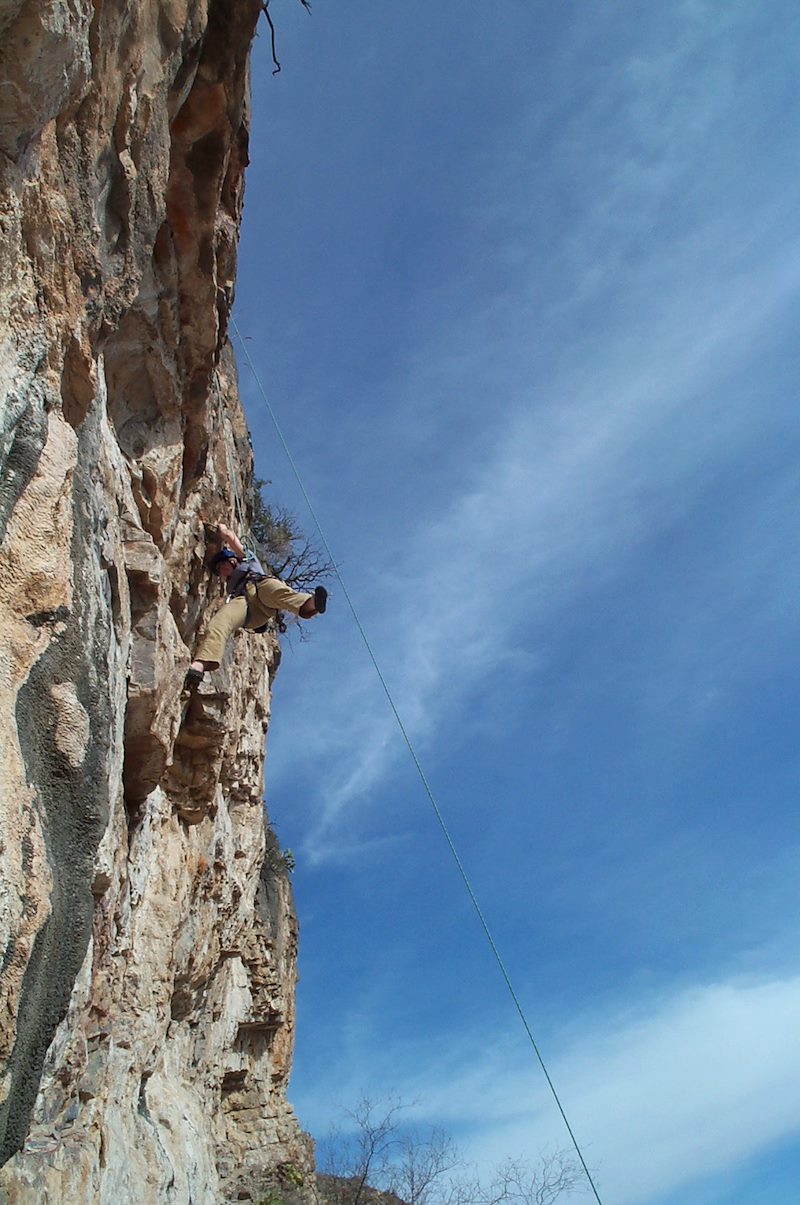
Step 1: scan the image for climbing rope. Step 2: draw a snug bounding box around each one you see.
[230,317,604,1205]
[217,379,251,545]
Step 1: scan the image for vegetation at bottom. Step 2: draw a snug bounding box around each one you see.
[316,1096,591,1205]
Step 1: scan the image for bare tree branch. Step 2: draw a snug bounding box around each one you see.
[248,482,334,591]
[317,1097,591,1205]
[260,0,312,75]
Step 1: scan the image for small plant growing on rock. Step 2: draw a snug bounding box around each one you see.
[264,823,296,878]
[278,1161,305,1188]
[255,1191,285,1205]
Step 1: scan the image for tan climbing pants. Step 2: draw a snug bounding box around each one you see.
[195,578,312,667]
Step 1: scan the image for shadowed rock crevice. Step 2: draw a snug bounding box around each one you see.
[0,0,317,1199]
[0,396,49,544]
[3,412,113,1164]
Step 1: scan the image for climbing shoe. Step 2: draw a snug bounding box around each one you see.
[314,586,328,615]
[184,666,204,689]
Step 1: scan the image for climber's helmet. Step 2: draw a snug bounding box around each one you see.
[210,547,239,575]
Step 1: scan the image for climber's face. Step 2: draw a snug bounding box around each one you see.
[216,558,237,581]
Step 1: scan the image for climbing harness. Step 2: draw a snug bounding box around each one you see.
[231,317,604,1205]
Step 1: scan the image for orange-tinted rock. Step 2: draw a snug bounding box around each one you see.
[0,1,316,1201]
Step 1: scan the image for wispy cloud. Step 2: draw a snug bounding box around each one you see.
[242,10,800,1204]
[273,229,800,862]
[249,0,800,870]
[294,969,800,1204]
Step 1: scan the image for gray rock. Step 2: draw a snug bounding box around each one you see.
[0,0,317,1200]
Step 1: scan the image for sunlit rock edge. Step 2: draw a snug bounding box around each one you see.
[0,0,316,1200]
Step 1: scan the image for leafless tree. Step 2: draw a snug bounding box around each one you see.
[249,480,333,591]
[320,1096,409,1205]
[470,1152,588,1205]
[384,1127,463,1205]
[317,1097,591,1205]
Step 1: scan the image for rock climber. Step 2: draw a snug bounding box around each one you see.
[185,522,327,688]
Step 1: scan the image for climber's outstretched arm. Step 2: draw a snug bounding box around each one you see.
[216,523,245,559]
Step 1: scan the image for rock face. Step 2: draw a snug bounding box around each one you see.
[318,1177,408,1205]
[0,1,316,1200]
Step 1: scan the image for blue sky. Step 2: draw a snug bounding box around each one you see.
[232,3,800,1201]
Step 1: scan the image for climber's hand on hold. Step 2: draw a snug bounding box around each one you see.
[216,523,245,558]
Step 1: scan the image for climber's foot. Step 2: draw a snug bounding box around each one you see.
[313,585,328,615]
[185,666,204,690]
[299,586,327,618]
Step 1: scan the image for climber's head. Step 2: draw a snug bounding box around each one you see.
[210,547,239,579]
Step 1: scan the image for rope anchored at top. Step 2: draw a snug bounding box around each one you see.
[261,0,312,76]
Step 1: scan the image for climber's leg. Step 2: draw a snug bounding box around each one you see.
[191,597,249,673]
[250,577,317,621]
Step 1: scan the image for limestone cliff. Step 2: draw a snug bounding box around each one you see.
[0,1,316,1200]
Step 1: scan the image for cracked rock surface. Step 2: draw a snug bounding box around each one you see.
[0,1,316,1201]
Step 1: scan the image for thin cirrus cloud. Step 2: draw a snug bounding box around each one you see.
[295,970,800,1205]
[269,226,800,863]
[237,6,800,1202]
